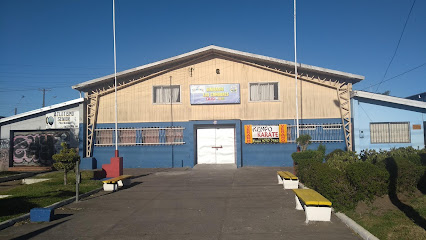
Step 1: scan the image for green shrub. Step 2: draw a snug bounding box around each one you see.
[292,150,323,182]
[388,147,422,166]
[317,144,326,157]
[419,151,426,166]
[346,162,389,202]
[359,149,388,164]
[325,149,345,161]
[326,150,359,172]
[291,150,323,165]
[311,163,357,211]
[381,156,424,193]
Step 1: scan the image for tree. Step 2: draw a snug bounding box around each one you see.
[381,90,391,96]
[52,142,79,185]
[296,134,312,151]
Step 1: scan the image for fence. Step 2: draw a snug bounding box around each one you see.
[287,123,344,143]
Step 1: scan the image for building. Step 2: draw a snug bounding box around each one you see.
[0,98,84,171]
[406,92,426,102]
[351,91,426,153]
[72,46,364,169]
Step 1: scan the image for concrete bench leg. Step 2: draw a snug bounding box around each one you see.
[118,179,131,187]
[277,174,283,184]
[294,195,304,210]
[304,206,331,223]
[283,179,299,189]
[103,183,118,191]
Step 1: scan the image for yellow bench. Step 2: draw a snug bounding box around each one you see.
[102,175,132,191]
[292,189,332,223]
[277,171,299,189]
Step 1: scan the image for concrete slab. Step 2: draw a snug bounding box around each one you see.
[0,167,360,239]
[22,178,50,185]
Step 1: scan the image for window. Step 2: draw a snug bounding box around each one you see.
[370,122,410,143]
[249,82,279,101]
[153,85,180,104]
[142,129,159,143]
[94,127,185,146]
[166,128,184,143]
[119,129,136,145]
[95,129,113,145]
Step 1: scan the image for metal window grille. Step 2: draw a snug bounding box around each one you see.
[370,122,410,143]
[94,127,185,146]
[287,123,344,143]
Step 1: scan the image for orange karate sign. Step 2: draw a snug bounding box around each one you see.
[279,124,288,143]
[245,125,253,143]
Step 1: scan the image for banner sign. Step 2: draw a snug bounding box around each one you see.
[190,84,240,105]
[279,124,288,143]
[244,125,253,143]
[46,111,79,129]
[245,124,288,144]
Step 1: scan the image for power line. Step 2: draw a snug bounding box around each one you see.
[375,0,417,93]
[362,62,426,91]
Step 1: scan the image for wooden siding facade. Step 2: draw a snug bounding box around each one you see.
[96,56,343,123]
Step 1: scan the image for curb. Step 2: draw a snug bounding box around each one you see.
[334,212,379,240]
[0,187,102,231]
[297,182,379,240]
[0,170,54,183]
[0,173,35,183]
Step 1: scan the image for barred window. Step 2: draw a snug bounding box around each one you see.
[94,127,185,146]
[119,129,136,145]
[249,82,279,101]
[95,129,113,145]
[166,128,184,143]
[370,122,410,143]
[153,85,180,104]
[142,129,159,143]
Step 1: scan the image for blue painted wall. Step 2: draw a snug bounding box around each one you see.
[80,118,346,169]
[352,97,426,153]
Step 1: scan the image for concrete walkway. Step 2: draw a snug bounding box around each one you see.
[0,166,360,239]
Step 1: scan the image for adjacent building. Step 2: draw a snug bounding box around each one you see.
[0,99,84,171]
[352,91,426,153]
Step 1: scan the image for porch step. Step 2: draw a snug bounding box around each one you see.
[8,166,53,172]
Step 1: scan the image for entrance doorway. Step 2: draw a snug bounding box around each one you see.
[196,127,235,164]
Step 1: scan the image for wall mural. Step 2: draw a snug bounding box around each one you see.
[12,131,70,166]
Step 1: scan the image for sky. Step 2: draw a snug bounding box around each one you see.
[1,0,425,118]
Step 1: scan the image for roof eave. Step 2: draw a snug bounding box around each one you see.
[0,98,84,124]
[352,91,426,109]
[72,45,365,91]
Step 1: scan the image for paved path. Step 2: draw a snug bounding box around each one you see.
[0,166,360,239]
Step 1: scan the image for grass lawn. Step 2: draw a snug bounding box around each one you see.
[345,192,426,240]
[0,171,103,222]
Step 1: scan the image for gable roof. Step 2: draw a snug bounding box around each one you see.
[352,91,426,109]
[0,98,84,125]
[72,45,364,91]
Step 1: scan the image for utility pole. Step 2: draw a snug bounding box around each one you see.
[38,88,51,107]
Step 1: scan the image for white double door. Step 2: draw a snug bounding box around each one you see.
[197,127,235,164]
